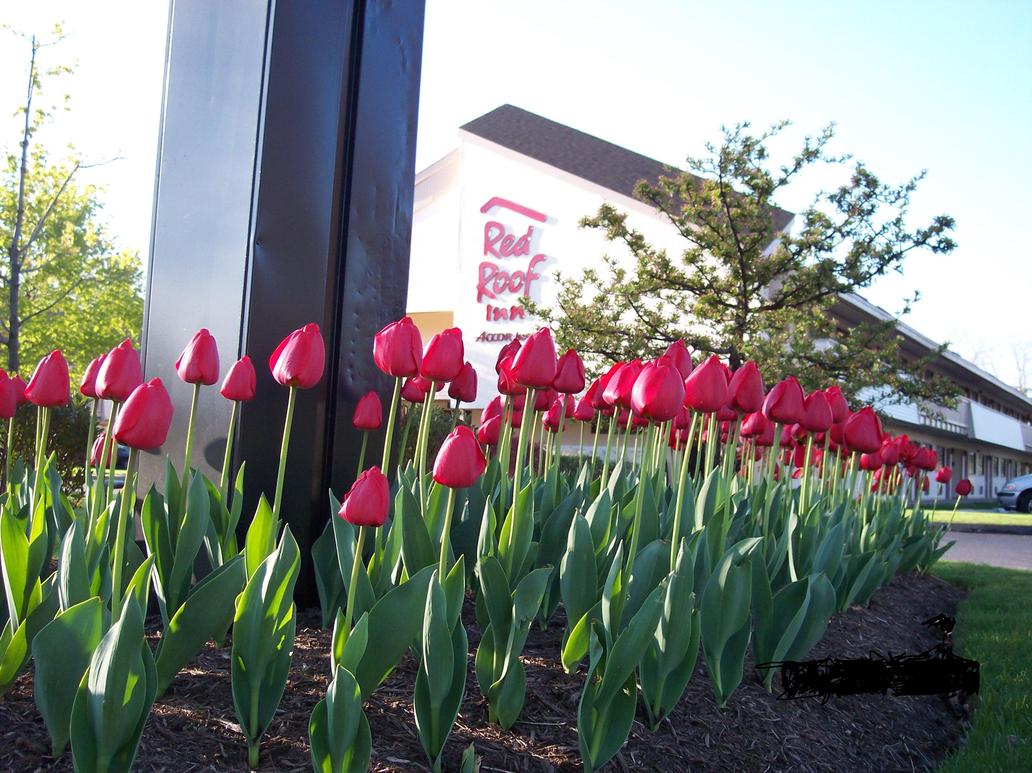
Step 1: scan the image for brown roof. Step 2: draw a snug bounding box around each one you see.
[460,104,795,232]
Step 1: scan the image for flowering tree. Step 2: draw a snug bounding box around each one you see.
[0,28,143,378]
[527,121,958,407]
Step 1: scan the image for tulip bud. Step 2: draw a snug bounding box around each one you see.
[11,375,28,406]
[352,391,383,431]
[728,361,765,414]
[553,349,586,394]
[220,356,257,402]
[630,357,685,421]
[337,467,390,527]
[936,466,952,484]
[80,355,106,399]
[478,415,502,446]
[762,376,804,426]
[573,394,595,422]
[270,323,325,389]
[511,327,558,388]
[432,425,487,488]
[590,369,618,409]
[542,399,564,432]
[860,450,883,471]
[663,340,693,380]
[602,360,642,409]
[955,479,973,496]
[534,387,556,412]
[824,386,850,423]
[496,355,526,396]
[97,339,143,402]
[374,316,423,378]
[113,378,175,451]
[420,328,464,383]
[683,355,728,413]
[175,328,220,386]
[494,339,521,374]
[843,407,883,454]
[800,391,834,433]
[447,361,478,404]
[0,372,17,419]
[401,377,429,403]
[481,396,504,425]
[25,350,71,408]
[879,439,900,466]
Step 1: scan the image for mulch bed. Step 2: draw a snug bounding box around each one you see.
[0,571,969,772]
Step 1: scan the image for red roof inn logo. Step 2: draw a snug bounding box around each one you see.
[476,197,549,325]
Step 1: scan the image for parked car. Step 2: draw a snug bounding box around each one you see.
[998,473,1032,513]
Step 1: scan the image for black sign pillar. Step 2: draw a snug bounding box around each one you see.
[140,0,425,603]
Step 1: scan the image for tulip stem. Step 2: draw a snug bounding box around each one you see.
[578,423,584,462]
[356,432,369,476]
[380,377,402,476]
[601,413,616,487]
[439,486,456,579]
[272,386,297,523]
[182,382,201,481]
[799,433,815,513]
[220,399,240,502]
[84,399,97,507]
[105,403,121,508]
[341,525,368,649]
[111,448,139,619]
[416,384,436,512]
[398,408,416,470]
[91,402,117,519]
[4,416,13,493]
[511,388,535,500]
[589,416,600,473]
[670,412,699,566]
[32,406,51,509]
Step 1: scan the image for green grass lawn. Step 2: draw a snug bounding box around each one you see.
[933,562,1032,772]
[928,509,1032,528]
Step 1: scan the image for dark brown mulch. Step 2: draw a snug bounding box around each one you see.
[0,572,968,772]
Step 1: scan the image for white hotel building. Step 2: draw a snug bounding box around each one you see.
[406,105,1032,504]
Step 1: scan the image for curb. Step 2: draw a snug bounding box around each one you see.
[945,523,1032,536]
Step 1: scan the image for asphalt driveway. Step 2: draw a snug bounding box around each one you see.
[943,530,1032,571]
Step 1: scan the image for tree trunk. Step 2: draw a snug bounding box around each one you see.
[7,252,18,373]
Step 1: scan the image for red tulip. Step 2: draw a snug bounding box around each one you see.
[352,391,383,431]
[0,372,17,419]
[220,356,257,402]
[420,328,464,383]
[509,394,526,428]
[543,399,564,432]
[11,375,28,406]
[534,387,556,412]
[337,467,390,527]
[922,475,930,493]
[401,377,429,403]
[432,425,487,488]
[669,425,689,451]
[762,376,804,426]
[741,411,768,437]
[175,328,220,386]
[374,316,423,378]
[80,355,106,399]
[89,432,107,467]
[573,394,595,422]
[683,355,728,413]
[25,350,70,408]
[631,357,685,421]
[860,450,883,471]
[270,323,325,389]
[843,407,883,454]
[936,466,952,484]
[879,439,900,466]
[478,415,502,446]
[481,396,504,425]
[663,340,693,380]
[494,339,521,374]
[112,378,174,451]
[914,447,938,472]
[448,362,478,403]
[716,405,737,423]
[582,377,603,411]
[97,339,143,402]
[800,391,834,433]
[497,355,526,396]
[603,360,642,409]
[824,386,850,423]
[728,361,765,414]
[563,393,576,419]
[553,349,585,394]
[511,327,558,388]
[955,479,973,496]
[673,406,690,429]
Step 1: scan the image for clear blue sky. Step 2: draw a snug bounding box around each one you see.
[2,0,1030,386]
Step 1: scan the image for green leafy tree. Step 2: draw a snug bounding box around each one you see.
[0,28,143,380]
[528,121,958,407]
